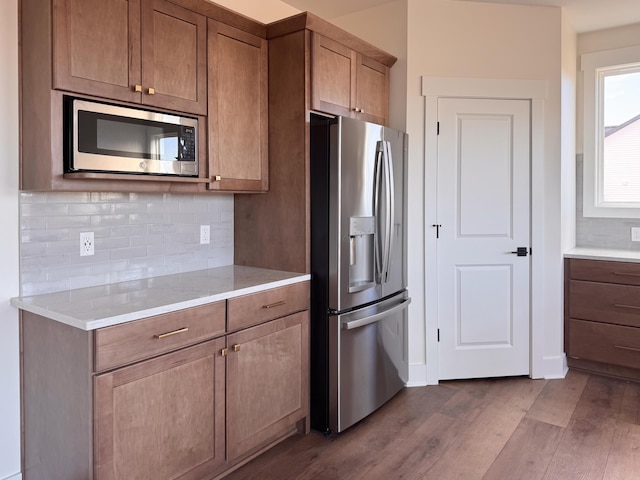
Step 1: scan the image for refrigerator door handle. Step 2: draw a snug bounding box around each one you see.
[342,298,411,330]
[373,142,385,283]
[382,141,395,283]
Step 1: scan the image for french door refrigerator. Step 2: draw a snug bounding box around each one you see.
[310,113,410,433]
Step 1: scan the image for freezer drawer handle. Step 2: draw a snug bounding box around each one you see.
[342,298,411,330]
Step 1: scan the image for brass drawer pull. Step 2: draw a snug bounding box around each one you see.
[614,345,640,353]
[221,348,229,357]
[233,344,241,352]
[262,300,285,309]
[154,327,189,339]
[613,303,640,311]
[613,271,640,277]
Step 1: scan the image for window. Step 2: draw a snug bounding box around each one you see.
[582,46,640,218]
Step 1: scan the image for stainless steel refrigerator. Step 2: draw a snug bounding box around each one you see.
[310,113,410,434]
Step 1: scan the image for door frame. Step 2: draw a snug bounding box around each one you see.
[422,76,547,384]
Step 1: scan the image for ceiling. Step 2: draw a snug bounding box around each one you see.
[281,0,640,33]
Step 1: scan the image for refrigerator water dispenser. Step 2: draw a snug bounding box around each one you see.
[348,216,375,292]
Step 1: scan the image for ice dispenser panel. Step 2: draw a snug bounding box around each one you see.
[348,216,376,292]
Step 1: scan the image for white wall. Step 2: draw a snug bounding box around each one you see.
[412,0,566,380]
[0,0,22,478]
[335,0,569,382]
[330,0,408,132]
[210,0,300,23]
[561,13,577,254]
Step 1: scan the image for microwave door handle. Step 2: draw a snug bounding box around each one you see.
[373,142,384,283]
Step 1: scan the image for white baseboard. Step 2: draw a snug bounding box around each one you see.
[405,363,430,387]
[542,353,568,379]
[2,473,22,480]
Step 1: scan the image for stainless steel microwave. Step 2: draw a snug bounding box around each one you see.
[64,97,198,177]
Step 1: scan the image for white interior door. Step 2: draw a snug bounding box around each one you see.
[437,97,531,380]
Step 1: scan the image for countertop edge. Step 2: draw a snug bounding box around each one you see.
[11,271,311,331]
[564,247,640,263]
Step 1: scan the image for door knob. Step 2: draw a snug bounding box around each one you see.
[510,247,529,257]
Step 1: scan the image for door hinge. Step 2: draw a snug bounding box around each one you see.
[437,328,440,342]
[437,122,440,135]
[432,224,442,238]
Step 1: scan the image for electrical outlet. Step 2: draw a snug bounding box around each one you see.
[200,225,210,245]
[632,227,640,242]
[80,232,94,256]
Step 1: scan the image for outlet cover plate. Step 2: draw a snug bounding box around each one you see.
[80,232,94,256]
[200,225,210,245]
[632,227,640,242]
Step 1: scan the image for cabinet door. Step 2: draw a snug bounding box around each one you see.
[226,311,309,461]
[355,54,390,126]
[311,32,355,118]
[141,0,207,115]
[53,0,142,103]
[207,21,268,192]
[94,338,226,480]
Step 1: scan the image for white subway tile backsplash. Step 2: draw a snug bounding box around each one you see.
[47,192,92,204]
[110,246,148,261]
[69,273,112,291]
[46,214,92,229]
[19,192,234,296]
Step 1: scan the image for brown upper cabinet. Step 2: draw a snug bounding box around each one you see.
[53,0,207,116]
[311,32,390,126]
[207,21,268,192]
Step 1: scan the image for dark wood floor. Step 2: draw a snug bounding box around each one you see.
[225,370,640,480]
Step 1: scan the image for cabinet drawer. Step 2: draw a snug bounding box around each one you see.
[227,282,309,332]
[95,301,226,372]
[569,319,640,370]
[569,258,640,286]
[569,280,640,328]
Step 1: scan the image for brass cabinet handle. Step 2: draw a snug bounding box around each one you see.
[154,327,189,339]
[147,87,155,95]
[262,300,285,309]
[233,344,241,352]
[613,303,640,311]
[134,84,142,92]
[221,348,229,357]
[211,175,222,182]
[614,345,640,353]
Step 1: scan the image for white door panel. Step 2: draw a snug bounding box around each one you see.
[438,98,530,380]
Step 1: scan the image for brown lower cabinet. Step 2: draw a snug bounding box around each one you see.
[21,283,309,480]
[94,339,227,480]
[226,312,309,461]
[565,258,640,381]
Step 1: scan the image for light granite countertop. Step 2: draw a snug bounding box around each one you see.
[11,265,310,331]
[564,247,640,263]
